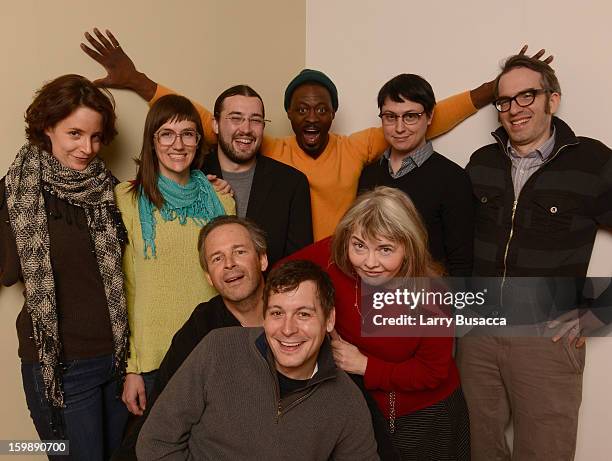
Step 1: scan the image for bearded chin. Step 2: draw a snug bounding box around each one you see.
[218,137,257,165]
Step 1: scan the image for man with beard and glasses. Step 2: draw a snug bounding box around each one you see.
[81,28,552,241]
[203,85,312,266]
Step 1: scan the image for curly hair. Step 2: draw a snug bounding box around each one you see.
[25,74,117,152]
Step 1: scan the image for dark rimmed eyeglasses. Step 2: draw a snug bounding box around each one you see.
[154,129,201,147]
[379,111,426,126]
[493,88,551,113]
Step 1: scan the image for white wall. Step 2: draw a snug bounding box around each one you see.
[306,1,611,459]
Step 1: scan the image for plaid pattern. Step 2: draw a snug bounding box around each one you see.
[5,144,128,408]
[382,141,434,179]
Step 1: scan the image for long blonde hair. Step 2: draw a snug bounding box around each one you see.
[331,187,443,277]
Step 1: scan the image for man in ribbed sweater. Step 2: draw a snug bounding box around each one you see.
[136,260,378,460]
[459,55,612,460]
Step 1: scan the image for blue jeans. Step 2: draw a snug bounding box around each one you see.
[21,355,128,461]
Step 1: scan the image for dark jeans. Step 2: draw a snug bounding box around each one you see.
[21,354,128,461]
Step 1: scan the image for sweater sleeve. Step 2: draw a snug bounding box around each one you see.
[427,91,477,139]
[441,167,474,276]
[363,337,454,392]
[152,84,218,147]
[136,334,210,460]
[215,189,236,216]
[115,183,140,374]
[331,377,380,461]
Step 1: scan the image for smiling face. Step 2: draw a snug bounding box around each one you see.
[287,83,335,158]
[154,119,198,184]
[498,67,560,156]
[381,96,431,157]
[44,106,104,171]
[348,229,406,286]
[213,95,264,170]
[264,280,335,380]
[204,223,267,303]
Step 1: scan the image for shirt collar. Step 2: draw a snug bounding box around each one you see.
[381,140,434,168]
[506,126,556,160]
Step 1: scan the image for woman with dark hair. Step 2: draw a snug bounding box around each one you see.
[0,74,129,460]
[115,94,234,417]
[288,187,469,461]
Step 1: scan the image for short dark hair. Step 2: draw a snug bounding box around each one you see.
[198,216,268,271]
[377,74,436,116]
[263,260,335,318]
[25,74,117,153]
[213,85,265,119]
[130,94,207,209]
[494,54,561,99]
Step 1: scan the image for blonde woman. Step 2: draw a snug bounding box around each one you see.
[287,187,469,460]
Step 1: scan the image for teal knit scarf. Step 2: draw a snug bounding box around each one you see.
[138,170,225,258]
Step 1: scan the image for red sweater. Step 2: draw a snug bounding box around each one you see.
[285,238,460,418]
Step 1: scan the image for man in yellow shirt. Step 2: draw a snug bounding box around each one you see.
[81,28,549,240]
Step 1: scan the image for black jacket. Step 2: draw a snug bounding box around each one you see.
[466,117,612,278]
[203,151,313,267]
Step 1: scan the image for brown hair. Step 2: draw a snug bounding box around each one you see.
[197,216,267,271]
[332,186,443,278]
[213,85,265,119]
[131,94,208,208]
[494,54,562,99]
[25,74,117,152]
[263,260,335,318]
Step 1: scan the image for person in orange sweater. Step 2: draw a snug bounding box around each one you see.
[81,28,551,240]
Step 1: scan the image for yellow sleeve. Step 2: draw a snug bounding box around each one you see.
[216,190,236,216]
[426,90,477,139]
[151,84,219,146]
[114,183,140,374]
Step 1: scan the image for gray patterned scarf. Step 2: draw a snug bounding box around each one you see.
[5,143,129,410]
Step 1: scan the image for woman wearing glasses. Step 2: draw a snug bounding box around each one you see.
[115,94,234,416]
[1,74,129,460]
[287,187,469,460]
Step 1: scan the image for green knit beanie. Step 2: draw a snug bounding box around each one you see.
[284,69,339,112]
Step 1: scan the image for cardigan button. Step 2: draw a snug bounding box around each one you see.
[481,196,488,203]
[550,206,558,214]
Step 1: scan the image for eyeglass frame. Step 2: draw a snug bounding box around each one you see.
[378,111,426,126]
[493,88,552,113]
[224,114,271,127]
[154,129,202,147]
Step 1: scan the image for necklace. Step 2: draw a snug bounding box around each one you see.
[354,277,365,325]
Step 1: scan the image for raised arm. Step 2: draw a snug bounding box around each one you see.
[81,28,157,101]
[81,29,218,145]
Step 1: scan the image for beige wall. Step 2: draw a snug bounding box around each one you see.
[0,0,305,450]
[305,1,612,459]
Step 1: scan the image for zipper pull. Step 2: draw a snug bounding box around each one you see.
[276,402,282,423]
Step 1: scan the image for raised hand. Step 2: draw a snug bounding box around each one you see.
[81,28,156,100]
[471,44,555,109]
[518,44,554,64]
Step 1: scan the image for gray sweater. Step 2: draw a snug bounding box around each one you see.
[136,327,379,461]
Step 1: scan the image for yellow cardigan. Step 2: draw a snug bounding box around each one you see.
[115,182,235,374]
[152,85,476,240]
